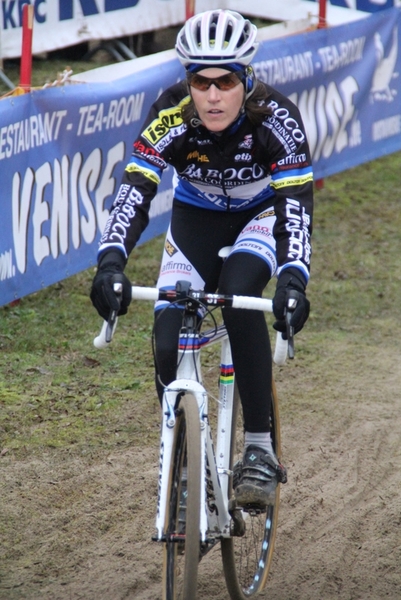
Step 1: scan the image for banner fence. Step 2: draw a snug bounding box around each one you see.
[0,7,400,306]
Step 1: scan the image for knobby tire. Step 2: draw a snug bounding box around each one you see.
[162,394,201,600]
[221,380,282,598]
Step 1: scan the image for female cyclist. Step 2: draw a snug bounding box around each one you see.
[91,9,313,508]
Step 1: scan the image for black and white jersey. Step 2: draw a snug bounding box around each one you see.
[99,80,313,280]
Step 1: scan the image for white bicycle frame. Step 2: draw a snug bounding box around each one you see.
[155,325,236,543]
[94,285,289,546]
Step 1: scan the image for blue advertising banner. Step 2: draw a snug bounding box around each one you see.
[0,60,184,304]
[0,8,400,305]
[305,0,399,13]
[253,7,401,178]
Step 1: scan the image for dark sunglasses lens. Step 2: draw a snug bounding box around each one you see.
[217,74,240,90]
[189,74,210,90]
[188,73,240,91]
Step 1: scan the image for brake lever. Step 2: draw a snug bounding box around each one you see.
[284,291,298,360]
[106,280,123,343]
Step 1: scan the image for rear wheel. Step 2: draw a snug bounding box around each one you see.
[162,394,201,600]
[221,380,282,598]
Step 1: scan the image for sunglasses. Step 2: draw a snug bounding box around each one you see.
[187,72,242,91]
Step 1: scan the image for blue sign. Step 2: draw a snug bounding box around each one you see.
[253,7,401,178]
[313,0,398,13]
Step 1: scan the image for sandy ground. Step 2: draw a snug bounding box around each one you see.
[1,338,400,600]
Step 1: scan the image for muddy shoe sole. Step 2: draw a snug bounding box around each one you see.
[235,482,276,508]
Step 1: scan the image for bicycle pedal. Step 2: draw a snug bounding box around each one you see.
[231,511,246,537]
[228,498,246,537]
[242,504,266,515]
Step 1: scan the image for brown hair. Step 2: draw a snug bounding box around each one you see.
[181,80,273,128]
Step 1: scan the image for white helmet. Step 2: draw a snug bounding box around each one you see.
[176,9,258,69]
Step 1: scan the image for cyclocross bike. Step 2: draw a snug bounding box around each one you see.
[94,275,296,600]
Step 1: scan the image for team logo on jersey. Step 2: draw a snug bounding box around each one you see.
[180,163,266,186]
[234,152,252,162]
[186,150,209,162]
[238,134,253,150]
[188,137,213,146]
[271,154,308,173]
[242,224,273,238]
[256,209,275,220]
[276,153,307,166]
[165,239,178,257]
[264,100,305,152]
[143,99,188,147]
[133,140,165,169]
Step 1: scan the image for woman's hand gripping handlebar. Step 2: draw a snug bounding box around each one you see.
[93,279,296,363]
[285,289,300,360]
[94,274,123,348]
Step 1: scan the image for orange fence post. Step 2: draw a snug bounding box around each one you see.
[318,0,327,29]
[10,5,32,301]
[20,4,34,91]
[186,0,195,20]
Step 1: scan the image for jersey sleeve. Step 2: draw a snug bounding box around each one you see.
[98,84,189,258]
[265,94,313,283]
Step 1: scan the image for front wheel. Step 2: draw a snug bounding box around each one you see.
[162,394,201,600]
[221,380,282,598]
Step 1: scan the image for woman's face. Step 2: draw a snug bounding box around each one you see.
[189,67,245,132]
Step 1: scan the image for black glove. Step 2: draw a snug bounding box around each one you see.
[273,268,310,337]
[90,249,132,321]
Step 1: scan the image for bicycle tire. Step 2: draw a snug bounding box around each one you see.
[221,379,282,599]
[162,394,201,600]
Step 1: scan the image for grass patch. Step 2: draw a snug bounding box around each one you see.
[1,150,400,456]
[0,260,162,455]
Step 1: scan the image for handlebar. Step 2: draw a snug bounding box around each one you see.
[125,285,275,311]
[93,281,295,364]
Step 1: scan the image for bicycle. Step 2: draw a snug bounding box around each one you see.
[94,276,295,600]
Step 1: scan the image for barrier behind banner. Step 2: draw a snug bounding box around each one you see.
[1,1,395,61]
[0,8,400,306]
[0,0,372,60]
[0,0,186,59]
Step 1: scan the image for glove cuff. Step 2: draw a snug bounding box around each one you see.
[98,249,127,271]
[277,267,307,292]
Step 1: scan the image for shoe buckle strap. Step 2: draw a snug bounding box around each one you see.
[276,462,288,484]
[261,452,288,484]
